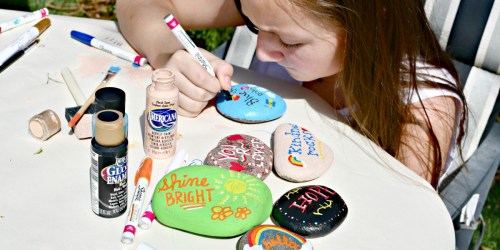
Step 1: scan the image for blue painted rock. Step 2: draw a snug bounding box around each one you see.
[273,123,333,182]
[216,84,286,123]
[237,224,313,250]
[205,134,273,180]
[271,185,347,238]
[152,165,273,237]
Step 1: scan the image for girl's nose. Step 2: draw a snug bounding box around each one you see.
[255,31,285,63]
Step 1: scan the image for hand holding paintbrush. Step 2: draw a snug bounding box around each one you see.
[67,66,121,127]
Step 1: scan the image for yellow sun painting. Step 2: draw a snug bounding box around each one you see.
[213,171,261,205]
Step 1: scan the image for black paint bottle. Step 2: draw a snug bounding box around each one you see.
[90,110,128,218]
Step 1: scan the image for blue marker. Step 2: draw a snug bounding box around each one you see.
[71,30,147,66]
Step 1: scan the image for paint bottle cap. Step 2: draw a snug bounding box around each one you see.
[152,69,175,91]
[94,110,125,146]
[28,109,61,141]
[95,87,126,115]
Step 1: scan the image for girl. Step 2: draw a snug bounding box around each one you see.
[116,0,466,189]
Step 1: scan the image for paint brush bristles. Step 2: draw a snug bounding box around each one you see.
[67,66,121,127]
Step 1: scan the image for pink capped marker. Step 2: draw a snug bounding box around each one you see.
[139,149,188,230]
[121,157,153,244]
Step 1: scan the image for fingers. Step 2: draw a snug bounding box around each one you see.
[165,49,233,117]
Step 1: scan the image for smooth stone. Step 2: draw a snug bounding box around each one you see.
[152,165,273,237]
[216,84,287,123]
[237,224,313,250]
[273,123,333,182]
[271,185,348,238]
[205,134,273,180]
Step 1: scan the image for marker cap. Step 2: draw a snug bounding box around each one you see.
[70,30,93,46]
[135,157,153,185]
[95,87,126,115]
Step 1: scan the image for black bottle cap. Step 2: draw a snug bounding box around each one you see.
[94,87,126,114]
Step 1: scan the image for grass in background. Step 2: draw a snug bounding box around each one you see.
[21,1,500,249]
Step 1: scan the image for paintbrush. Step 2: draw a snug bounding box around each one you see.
[67,66,121,127]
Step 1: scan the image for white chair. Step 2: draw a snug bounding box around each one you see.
[426,0,500,249]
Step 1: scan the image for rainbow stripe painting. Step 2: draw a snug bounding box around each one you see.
[288,155,304,167]
[243,225,312,250]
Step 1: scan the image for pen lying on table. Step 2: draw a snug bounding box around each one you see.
[0,18,50,67]
[70,30,147,66]
[0,39,39,73]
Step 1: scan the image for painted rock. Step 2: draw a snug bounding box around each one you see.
[205,134,273,180]
[273,123,333,182]
[216,84,286,123]
[152,165,273,237]
[271,185,348,238]
[237,224,313,250]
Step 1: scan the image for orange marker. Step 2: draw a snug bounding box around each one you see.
[121,157,153,244]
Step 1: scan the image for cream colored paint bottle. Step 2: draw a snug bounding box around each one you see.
[144,69,179,159]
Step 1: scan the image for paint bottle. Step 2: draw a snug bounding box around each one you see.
[28,109,61,141]
[92,87,128,137]
[90,109,128,218]
[144,69,179,159]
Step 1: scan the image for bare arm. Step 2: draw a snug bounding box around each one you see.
[116,0,244,69]
[396,96,457,184]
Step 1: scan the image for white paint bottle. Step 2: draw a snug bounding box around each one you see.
[144,69,179,159]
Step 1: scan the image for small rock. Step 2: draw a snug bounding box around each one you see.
[216,84,286,123]
[237,224,313,250]
[273,123,333,182]
[152,165,273,237]
[205,134,273,180]
[271,185,348,238]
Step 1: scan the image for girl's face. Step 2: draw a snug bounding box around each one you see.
[241,0,345,82]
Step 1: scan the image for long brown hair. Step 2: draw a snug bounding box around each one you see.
[288,0,466,188]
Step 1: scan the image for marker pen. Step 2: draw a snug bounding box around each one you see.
[0,8,49,33]
[139,149,188,229]
[0,18,50,67]
[121,157,153,244]
[70,30,147,66]
[164,13,215,76]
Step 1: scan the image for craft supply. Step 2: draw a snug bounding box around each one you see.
[70,30,147,66]
[90,110,128,218]
[0,8,49,33]
[0,39,39,73]
[151,165,273,237]
[273,123,333,182]
[93,87,128,137]
[272,185,348,238]
[205,134,273,180]
[164,13,232,96]
[61,67,94,139]
[28,109,61,141]
[144,69,179,159]
[216,83,287,123]
[139,148,188,230]
[64,106,94,139]
[0,18,50,67]
[67,66,121,128]
[237,225,313,250]
[121,157,153,244]
[62,67,86,105]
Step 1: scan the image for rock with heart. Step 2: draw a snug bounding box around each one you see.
[152,165,273,237]
[216,83,287,123]
[271,185,348,238]
[204,134,273,180]
[237,224,313,250]
[273,123,333,182]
